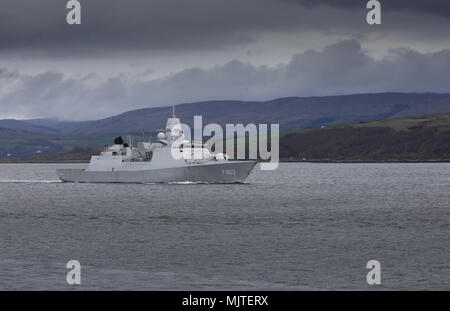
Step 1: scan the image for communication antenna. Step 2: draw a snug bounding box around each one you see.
[172,103,176,118]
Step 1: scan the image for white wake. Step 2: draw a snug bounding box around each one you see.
[0,180,61,183]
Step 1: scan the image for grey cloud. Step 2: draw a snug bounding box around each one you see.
[1,40,450,120]
[287,0,450,19]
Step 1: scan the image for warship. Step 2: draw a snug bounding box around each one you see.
[57,109,256,183]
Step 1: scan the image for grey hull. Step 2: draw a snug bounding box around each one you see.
[57,161,257,183]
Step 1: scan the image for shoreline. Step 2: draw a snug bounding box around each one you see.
[1,159,449,164]
[280,159,450,163]
[0,160,90,164]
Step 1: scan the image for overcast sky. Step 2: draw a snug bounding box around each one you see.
[1,0,450,120]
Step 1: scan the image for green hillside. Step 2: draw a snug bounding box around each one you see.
[337,113,450,131]
[280,113,450,162]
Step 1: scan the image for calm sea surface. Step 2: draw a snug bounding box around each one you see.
[0,163,448,290]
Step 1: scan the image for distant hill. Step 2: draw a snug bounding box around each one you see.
[1,92,450,159]
[1,93,450,135]
[0,119,62,134]
[5,113,450,163]
[23,118,92,133]
[54,92,450,135]
[279,114,450,162]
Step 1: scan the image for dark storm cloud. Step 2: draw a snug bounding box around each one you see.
[0,0,449,54]
[0,0,303,52]
[288,0,450,19]
[2,40,450,120]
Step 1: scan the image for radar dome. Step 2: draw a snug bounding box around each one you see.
[157,132,166,140]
